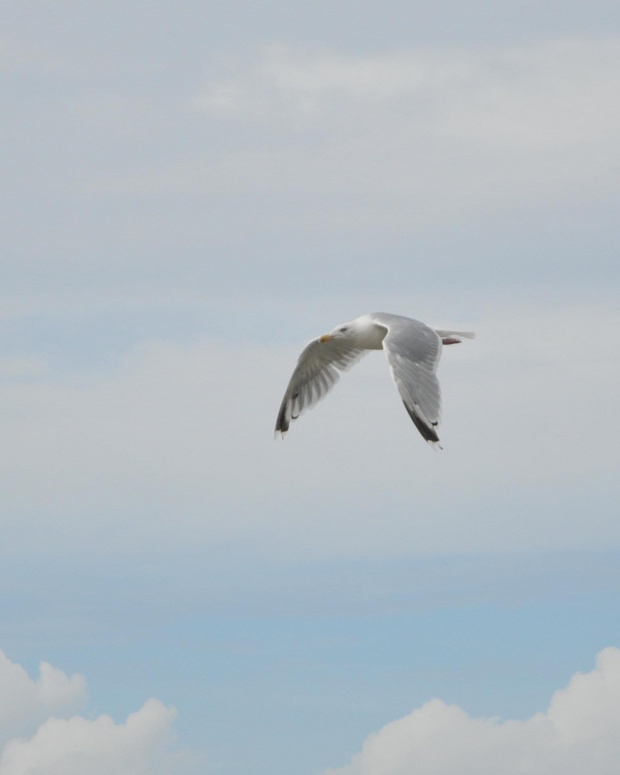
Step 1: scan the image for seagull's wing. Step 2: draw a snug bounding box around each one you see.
[275,338,367,436]
[378,317,443,444]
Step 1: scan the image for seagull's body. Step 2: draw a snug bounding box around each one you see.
[275,312,474,446]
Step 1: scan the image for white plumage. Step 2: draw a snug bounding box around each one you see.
[275,312,474,446]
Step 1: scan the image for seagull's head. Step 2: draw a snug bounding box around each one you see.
[319,321,353,343]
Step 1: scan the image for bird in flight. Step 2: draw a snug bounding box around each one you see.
[275,312,474,446]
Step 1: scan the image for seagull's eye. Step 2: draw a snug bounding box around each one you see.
[339,326,348,332]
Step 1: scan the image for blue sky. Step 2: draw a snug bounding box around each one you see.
[1,2,620,774]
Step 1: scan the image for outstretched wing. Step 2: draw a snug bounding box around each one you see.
[379,317,443,444]
[275,338,366,436]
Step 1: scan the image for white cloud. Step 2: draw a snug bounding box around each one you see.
[0,651,85,745]
[181,37,620,223]
[197,38,620,148]
[0,700,177,775]
[4,32,618,292]
[88,36,620,235]
[0,649,192,775]
[325,647,620,775]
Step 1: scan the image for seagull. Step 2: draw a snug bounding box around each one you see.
[275,312,474,446]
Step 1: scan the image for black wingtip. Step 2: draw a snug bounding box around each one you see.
[402,402,440,444]
[275,402,290,436]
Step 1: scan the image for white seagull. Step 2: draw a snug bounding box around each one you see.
[275,312,474,446]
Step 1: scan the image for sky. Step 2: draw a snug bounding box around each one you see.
[1,1,620,773]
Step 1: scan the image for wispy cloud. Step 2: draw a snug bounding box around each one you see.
[80,36,620,221]
[197,38,620,148]
[186,38,620,217]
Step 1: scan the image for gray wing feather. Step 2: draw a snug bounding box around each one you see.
[275,338,366,435]
[378,317,442,443]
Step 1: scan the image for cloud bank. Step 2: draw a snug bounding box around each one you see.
[190,37,620,218]
[325,647,620,775]
[4,33,618,301]
[0,650,186,775]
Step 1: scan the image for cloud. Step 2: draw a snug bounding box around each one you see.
[197,38,620,148]
[75,36,620,234]
[325,647,620,775]
[3,32,618,300]
[0,649,192,775]
[0,700,177,775]
[0,652,86,746]
[184,37,620,220]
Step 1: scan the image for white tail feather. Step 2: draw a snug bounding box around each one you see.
[434,329,476,339]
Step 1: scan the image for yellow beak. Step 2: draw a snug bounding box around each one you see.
[319,334,333,343]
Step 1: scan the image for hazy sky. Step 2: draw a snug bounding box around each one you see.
[1,2,620,774]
